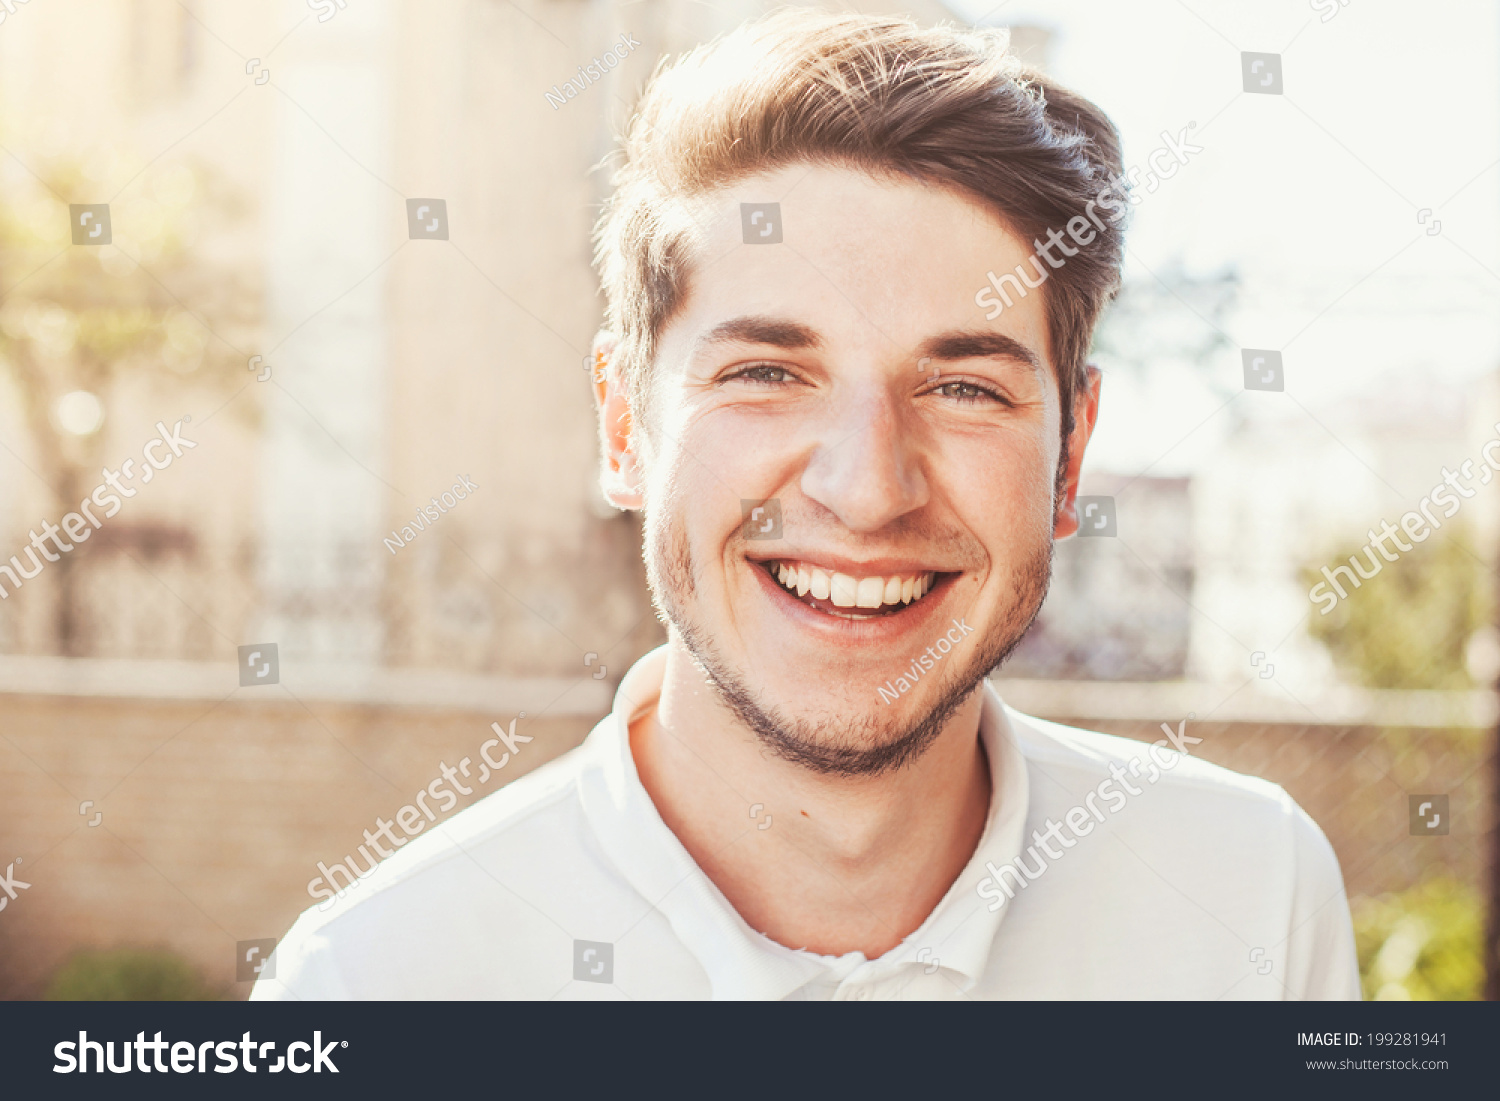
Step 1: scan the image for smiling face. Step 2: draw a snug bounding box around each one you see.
[598,163,1099,776]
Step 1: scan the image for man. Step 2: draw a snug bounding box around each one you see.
[255,10,1358,1000]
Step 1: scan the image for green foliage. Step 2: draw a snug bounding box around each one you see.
[0,147,255,653]
[1351,877,1484,1000]
[1304,528,1488,689]
[45,947,221,1001]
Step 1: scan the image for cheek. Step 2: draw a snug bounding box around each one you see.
[941,431,1057,541]
[642,427,744,565]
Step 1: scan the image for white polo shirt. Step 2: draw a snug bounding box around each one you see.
[252,647,1360,1000]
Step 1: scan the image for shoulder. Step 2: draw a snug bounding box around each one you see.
[252,725,609,999]
[1010,707,1293,808]
[1002,706,1340,877]
[986,707,1358,998]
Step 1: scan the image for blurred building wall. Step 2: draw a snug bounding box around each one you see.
[0,0,980,997]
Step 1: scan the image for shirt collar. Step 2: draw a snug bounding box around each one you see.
[578,645,1029,999]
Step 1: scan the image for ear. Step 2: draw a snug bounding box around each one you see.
[1052,365,1102,540]
[591,331,644,510]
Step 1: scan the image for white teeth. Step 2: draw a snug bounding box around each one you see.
[830,573,858,608]
[769,561,941,612]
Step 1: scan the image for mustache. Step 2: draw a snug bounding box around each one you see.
[729,508,989,571]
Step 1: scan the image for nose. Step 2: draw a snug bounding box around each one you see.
[799,387,929,533]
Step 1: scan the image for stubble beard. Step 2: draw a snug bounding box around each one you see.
[642,505,1054,779]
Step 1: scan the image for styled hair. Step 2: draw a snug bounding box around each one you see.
[594,8,1127,443]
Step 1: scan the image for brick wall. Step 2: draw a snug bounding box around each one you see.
[0,693,594,999]
[1,696,1490,998]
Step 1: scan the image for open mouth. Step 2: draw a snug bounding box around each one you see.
[758,559,949,620]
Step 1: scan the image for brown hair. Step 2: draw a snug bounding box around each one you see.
[594,8,1126,443]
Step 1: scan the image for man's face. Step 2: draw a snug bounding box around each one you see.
[602,163,1097,775]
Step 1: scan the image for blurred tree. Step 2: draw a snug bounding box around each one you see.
[1089,260,1240,377]
[0,155,256,654]
[44,946,222,1000]
[1352,876,1484,1000]
[1303,529,1487,689]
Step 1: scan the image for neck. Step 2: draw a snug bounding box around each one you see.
[629,638,992,958]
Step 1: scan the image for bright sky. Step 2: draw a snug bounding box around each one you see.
[950,0,1500,477]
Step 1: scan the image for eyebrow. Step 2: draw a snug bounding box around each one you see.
[692,317,1042,375]
[693,316,824,354]
[916,330,1044,374]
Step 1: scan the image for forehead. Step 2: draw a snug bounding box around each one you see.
[661,162,1052,371]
